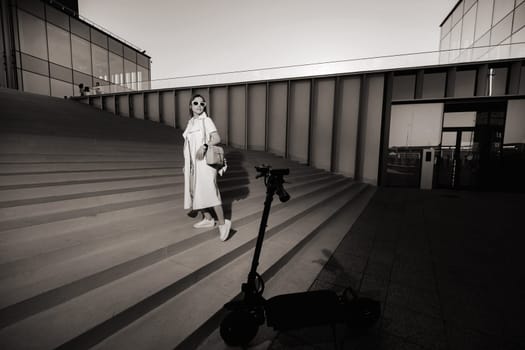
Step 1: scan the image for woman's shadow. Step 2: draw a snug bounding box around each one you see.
[218,150,250,238]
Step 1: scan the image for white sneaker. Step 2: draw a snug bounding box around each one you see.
[193,218,215,228]
[219,219,232,241]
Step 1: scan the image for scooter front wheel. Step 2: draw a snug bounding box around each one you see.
[220,309,260,347]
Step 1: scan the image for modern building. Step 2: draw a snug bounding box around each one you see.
[72,1,525,193]
[439,0,525,64]
[0,0,151,97]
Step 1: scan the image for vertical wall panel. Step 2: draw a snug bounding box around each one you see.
[103,95,115,114]
[229,85,246,148]
[146,92,159,122]
[311,78,336,171]
[335,77,361,177]
[359,74,384,185]
[91,96,102,110]
[289,80,310,163]
[161,91,175,127]
[268,82,288,156]
[176,89,191,128]
[131,94,144,119]
[118,95,129,117]
[248,84,267,151]
[210,87,228,145]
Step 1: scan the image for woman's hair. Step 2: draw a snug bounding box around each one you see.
[189,94,208,117]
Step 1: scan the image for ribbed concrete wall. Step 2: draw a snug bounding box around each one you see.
[77,73,385,184]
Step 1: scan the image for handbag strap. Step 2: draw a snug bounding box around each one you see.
[201,118,208,145]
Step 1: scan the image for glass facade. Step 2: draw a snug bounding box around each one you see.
[47,23,71,68]
[12,1,150,97]
[440,0,525,62]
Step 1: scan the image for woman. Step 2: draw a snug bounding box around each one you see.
[183,94,231,241]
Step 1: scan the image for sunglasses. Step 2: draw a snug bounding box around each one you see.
[192,101,206,107]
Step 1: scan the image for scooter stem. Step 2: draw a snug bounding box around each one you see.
[244,181,276,296]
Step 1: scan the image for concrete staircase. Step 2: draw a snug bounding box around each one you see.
[0,88,375,349]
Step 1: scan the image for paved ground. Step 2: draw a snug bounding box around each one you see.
[267,187,525,350]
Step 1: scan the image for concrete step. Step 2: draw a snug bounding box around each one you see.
[0,169,320,204]
[0,161,181,174]
[0,181,360,350]
[0,164,319,189]
[0,176,182,202]
[0,172,335,268]
[0,175,347,313]
[87,183,370,350]
[0,133,182,154]
[0,168,181,187]
[0,153,305,175]
[0,167,328,230]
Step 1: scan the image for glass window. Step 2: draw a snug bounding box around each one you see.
[90,28,108,49]
[461,4,477,48]
[464,0,476,13]
[450,22,461,50]
[137,54,149,68]
[389,104,443,147]
[71,35,91,75]
[93,77,107,89]
[440,32,451,51]
[108,37,123,55]
[490,12,513,45]
[454,70,476,97]
[73,70,92,93]
[21,53,48,76]
[422,72,446,98]
[17,0,44,18]
[473,31,490,59]
[123,45,136,62]
[45,4,69,30]
[452,2,464,26]
[512,26,525,44]
[50,78,73,97]
[514,3,525,34]
[50,62,72,83]
[17,10,48,59]
[519,66,525,94]
[475,0,494,42]
[493,0,514,25]
[70,17,89,40]
[450,23,462,61]
[392,74,415,100]
[137,64,150,90]
[440,33,451,63]
[91,44,109,81]
[47,23,71,68]
[441,131,457,146]
[488,67,508,95]
[443,112,476,127]
[22,70,50,95]
[442,16,452,38]
[124,59,136,88]
[109,52,124,84]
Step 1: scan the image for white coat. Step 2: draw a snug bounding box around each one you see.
[182,113,222,210]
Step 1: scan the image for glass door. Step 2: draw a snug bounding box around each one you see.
[436,129,477,189]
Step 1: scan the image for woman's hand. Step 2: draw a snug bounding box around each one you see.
[196,145,207,160]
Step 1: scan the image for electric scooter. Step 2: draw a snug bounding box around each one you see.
[219,165,380,347]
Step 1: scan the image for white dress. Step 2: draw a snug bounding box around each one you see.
[182,113,222,210]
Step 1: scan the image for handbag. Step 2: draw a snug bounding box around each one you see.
[202,119,225,168]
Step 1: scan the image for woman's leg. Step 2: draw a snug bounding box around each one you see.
[214,205,225,225]
[202,209,213,220]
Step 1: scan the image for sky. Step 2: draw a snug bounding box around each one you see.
[79,0,459,85]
